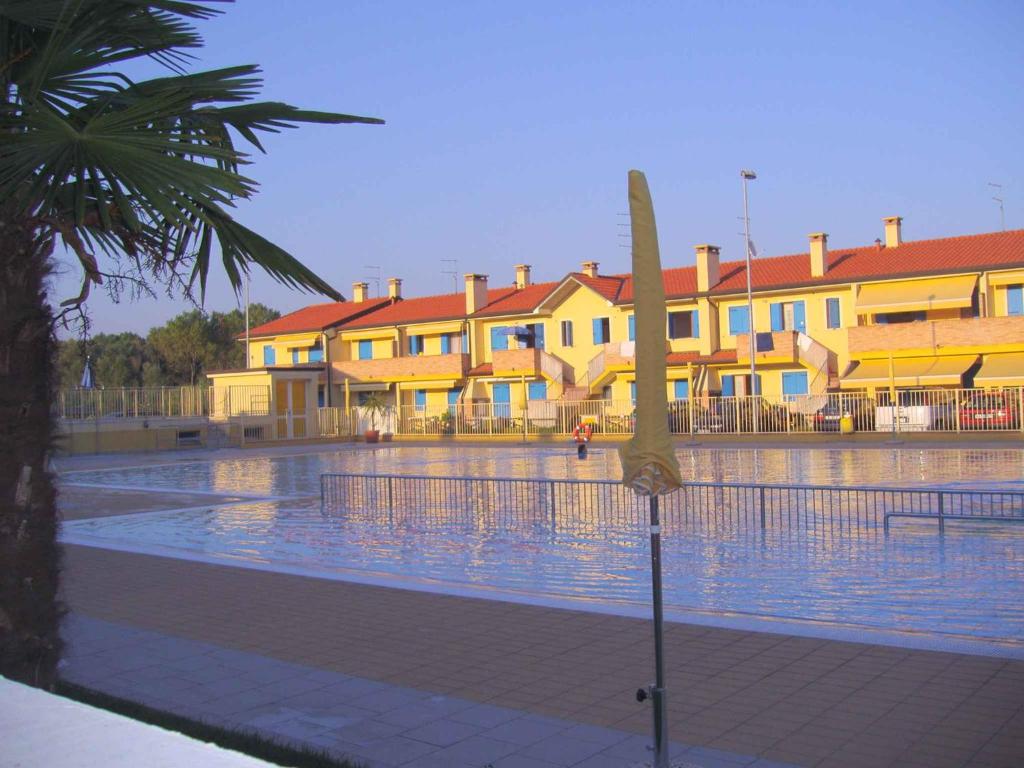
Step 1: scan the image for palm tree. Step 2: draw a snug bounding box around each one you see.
[0,0,382,688]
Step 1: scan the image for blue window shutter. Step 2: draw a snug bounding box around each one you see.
[753,374,762,395]
[533,323,545,350]
[440,334,450,354]
[674,380,689,399]
[263,346,275,365]
[592,318,603,344]
[491,326,507,352]
[414,389,426,410]
[492,383,511,417]
[628,315,636,341]
[770,303,784,332]
[447,388,461,406]
[528,381,547,400]
[728,306,749,335]
[794,301,806,333]
[692,310,700,338]
[722,375,735,397]
[1008,285,1024,316]
[630,381,637,403]
[292,349,299,364]
[782,371,809,397]
[358,339,372,360]
[826,298,841,329]
[308,346,323,362]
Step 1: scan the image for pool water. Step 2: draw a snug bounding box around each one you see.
[60,445,1024,651]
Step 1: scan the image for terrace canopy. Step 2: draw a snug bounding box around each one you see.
[973,353,1024,388]
[839,355,978,389]
[855,274,977,315]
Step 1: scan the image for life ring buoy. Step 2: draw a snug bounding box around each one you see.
[572,423,593,443]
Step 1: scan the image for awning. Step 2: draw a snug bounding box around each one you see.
[840,355,978,389]
[855,274,977,314]
[974,353,1024,387]
[345,382,392,392]
[282,335,319,348]
[988,270,1024,287]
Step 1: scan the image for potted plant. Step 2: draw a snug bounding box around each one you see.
[362,391,387,443]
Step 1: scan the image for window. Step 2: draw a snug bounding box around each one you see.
[601,385,612,401]
[781,371,809,400]
[291,349,300,364]
[721,374,735,397]
[673,380,690,400]
[560,320,574,347]
[770,301,806,333]
[461,328,469,352]
[357,339,373,360]
[630,381,637,404]
[490,326,508,352]
[728,306,750,335]
[1009,285,1024,316]
[523,322,545,350]
[722,373,761,396]
[447,388,462,413]
[414,389,426,412]
[628,314,635,341]
[308,341,323,362]
[592,317,610,344]
[317,386,325,408]
[825,298,841,329]
[263,345,276,365]
[440,334,451,354]
[440,332,462,355]
[408,334,424,356]
[667,310,699,339]
[528,381,547,400]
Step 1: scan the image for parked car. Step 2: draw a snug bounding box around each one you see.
[959,392,1021,430]
[813,402,843,432]
[813,396,876,432]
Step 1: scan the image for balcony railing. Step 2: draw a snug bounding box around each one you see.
[848,315,1024,355]
[333,353,469,382]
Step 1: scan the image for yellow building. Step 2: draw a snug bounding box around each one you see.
[209,218,1024,423]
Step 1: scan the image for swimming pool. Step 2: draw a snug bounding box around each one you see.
[60,445,1024,654]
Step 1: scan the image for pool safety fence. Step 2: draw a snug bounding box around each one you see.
[320,473,1024,533]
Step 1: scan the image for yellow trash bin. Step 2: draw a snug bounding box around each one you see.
[839,412,855,435]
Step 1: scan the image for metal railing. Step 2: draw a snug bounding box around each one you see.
[321,473,1024,533]
[56,386,211,420]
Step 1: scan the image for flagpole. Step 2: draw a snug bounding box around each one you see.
[245,273,251,370]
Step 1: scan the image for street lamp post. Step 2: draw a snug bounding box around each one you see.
[741,170,757,397]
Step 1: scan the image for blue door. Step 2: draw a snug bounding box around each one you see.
[770,303,784,332]
[1009,285,1024,316]
[358,339,372,360]
[673,380,690,400]
[414,389,426,411]
[793,301,806,333]
[447,388,461,413]
[531,323,545,350]
[721,375,735,397]
[492,383,511,417]
[440,334,451,354]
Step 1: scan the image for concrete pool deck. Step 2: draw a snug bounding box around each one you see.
[60,540,1024,768]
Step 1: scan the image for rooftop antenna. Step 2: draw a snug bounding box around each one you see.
[362,264,381,297]
[617,212,632,250]
[441,259,459,292]
[988,182,1005,231]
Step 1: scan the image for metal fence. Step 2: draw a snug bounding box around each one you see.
[56,386,212,420]
[321,473,1024,533]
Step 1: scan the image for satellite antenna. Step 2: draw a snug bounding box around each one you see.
[362,265,381,297]
[441,259,459,292]
[989,182,1005,231]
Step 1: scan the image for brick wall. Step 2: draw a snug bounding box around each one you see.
[333,354,469,381]
[848,316,1024,355]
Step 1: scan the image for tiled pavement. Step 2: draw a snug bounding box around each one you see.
[62,614,787,768]
[60,544,1024,767]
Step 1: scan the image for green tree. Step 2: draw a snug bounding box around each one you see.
[207,303,279,371]
[0,1,381,689]
[147,311,214,386]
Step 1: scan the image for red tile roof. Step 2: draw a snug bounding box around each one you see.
[244,299,391,338]
[468,363,493,377]
[343,287,519,330]
[471,281,560,318]
[618,229,1024,302]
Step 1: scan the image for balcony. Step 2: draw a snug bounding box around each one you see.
[491,348,571,390]
[333,353,469,382]
[586,342,635,393]
[847,316,1024,356]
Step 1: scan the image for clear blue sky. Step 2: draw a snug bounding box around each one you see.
[53,0,1024,335]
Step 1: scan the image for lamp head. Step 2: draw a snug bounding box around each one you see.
[741,170,757,180]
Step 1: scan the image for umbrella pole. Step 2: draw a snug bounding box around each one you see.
[648,493,670,767]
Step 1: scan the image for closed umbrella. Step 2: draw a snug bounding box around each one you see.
[618,170,681,768]
[79,355,94,389]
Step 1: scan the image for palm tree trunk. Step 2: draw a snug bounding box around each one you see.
[0,211,64,689]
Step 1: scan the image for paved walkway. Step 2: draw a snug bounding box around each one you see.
[61,543,1024,767]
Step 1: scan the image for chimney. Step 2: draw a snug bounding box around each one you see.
[352,281,369,303]
[883,216,902,248]
[809,232,828,278]
[514,264,531,289]
[387,277,402,300]
[465,273,488,314]
[580,261,599,278]
[694,244,721,292]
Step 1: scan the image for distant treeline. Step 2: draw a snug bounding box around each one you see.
[56,304,280,389]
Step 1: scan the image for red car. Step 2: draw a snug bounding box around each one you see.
[959,392,1021,430]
